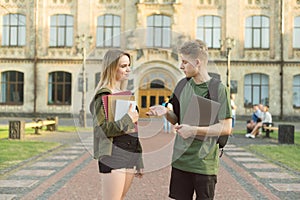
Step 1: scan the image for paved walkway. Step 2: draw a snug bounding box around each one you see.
[0,119,299,199]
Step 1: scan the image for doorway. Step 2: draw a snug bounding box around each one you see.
[139,79,172,118]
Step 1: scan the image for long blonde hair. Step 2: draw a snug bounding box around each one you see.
[94,49,131,93]
[90,50,131,114]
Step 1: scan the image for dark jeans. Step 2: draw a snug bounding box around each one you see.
[169,167,217,200]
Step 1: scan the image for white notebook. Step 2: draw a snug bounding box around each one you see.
[115,99,137,121]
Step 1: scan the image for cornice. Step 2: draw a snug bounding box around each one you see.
[0,58,101,65]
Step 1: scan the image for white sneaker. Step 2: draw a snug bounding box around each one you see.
[249,134,255,139]
[245,133,251,138]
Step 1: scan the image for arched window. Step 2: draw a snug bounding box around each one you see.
[293,74,300,108]
[48,71,72,105]
[245,15,270,49]
[50,14,74,47]
[244,73,269,107]
[196,15,221,48]
[150,79,165,88]
[2,14,26,46]
[96,14,121,47]
[147,15,171,48]
[0,71,24,104]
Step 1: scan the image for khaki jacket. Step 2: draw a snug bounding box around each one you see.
[90,88,143,168]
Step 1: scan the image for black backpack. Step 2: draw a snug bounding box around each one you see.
[170,77,229,153]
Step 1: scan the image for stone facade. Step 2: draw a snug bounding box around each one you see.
[0,0,299,120]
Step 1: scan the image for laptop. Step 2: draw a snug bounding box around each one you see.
[182,94,221,127]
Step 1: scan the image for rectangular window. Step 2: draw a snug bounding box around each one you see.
[96,15,121,48]
[197,16,221,48]
[50,15,74,47]
[147,15,171,48]
[2,14,26,46]
[293,17,300,48]
[245,16,269,49]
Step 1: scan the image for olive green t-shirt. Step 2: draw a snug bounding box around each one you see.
[171,78,232,175]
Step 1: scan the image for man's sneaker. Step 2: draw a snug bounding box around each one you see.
[245,133,251,138]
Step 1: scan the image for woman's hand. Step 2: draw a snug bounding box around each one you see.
[146,105,167,116]
[127,103,139,123]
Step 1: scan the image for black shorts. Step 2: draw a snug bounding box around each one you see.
[98,134,142,173]
[169,167,217,200]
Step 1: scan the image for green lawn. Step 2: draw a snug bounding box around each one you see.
[0,125,77,139]
[233,129,300,172]
[0,140,60,170]
[0,125,77,171]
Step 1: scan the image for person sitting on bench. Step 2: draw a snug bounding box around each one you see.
[246,104,262,133]
[246,105,272,138]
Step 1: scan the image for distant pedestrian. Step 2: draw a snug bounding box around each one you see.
[146,40,232,200]
[230,93,237,128]
[89,49,143,200]
[162,97,173,133]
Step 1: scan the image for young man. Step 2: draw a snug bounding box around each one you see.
[147,40,232,199]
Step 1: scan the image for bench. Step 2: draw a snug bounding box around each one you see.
[262,122,276,138]
[25,117,58,134]
[9,117,59,139]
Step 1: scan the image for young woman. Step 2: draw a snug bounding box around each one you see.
[90,49,143,200]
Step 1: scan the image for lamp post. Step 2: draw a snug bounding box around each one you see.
[220,37,235,90]
[76,34,93,127]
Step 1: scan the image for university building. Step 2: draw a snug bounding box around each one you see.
[0,0,299,120]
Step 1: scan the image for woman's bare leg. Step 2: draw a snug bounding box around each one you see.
[101,168,135,200]
[102,169,126,200]
[121,169,135,199]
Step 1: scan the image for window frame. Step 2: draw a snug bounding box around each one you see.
[2,13,26,47]
[0,71,24,105]
[196,15,221,49]
[147,15,171,48]
[48,71,72,105]
[244,73,269,107]
[293,16,300,49]
[49,14,74,47]
[293,74,300,108]
[96,14,121,48]
[245,15,270,49]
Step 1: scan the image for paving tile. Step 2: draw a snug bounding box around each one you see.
[31,162,68,167]
[226,152,254,156]
[67,146,85,150]
[243,163,279,169]
[48,155,78,160]
[14,169,56,177]
[270,183,300,192]
[60,150,84,154]
[0,180,38,187]
[254,172,295,179]
[224,147,245,151]
[233,157,265,162]
[0,194,16,200]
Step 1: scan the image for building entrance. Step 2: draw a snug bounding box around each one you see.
[138,79,172,118]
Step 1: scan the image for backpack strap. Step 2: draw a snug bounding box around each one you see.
[206,78,221,124]
[171,77,190,124]
[206,78,229,154]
